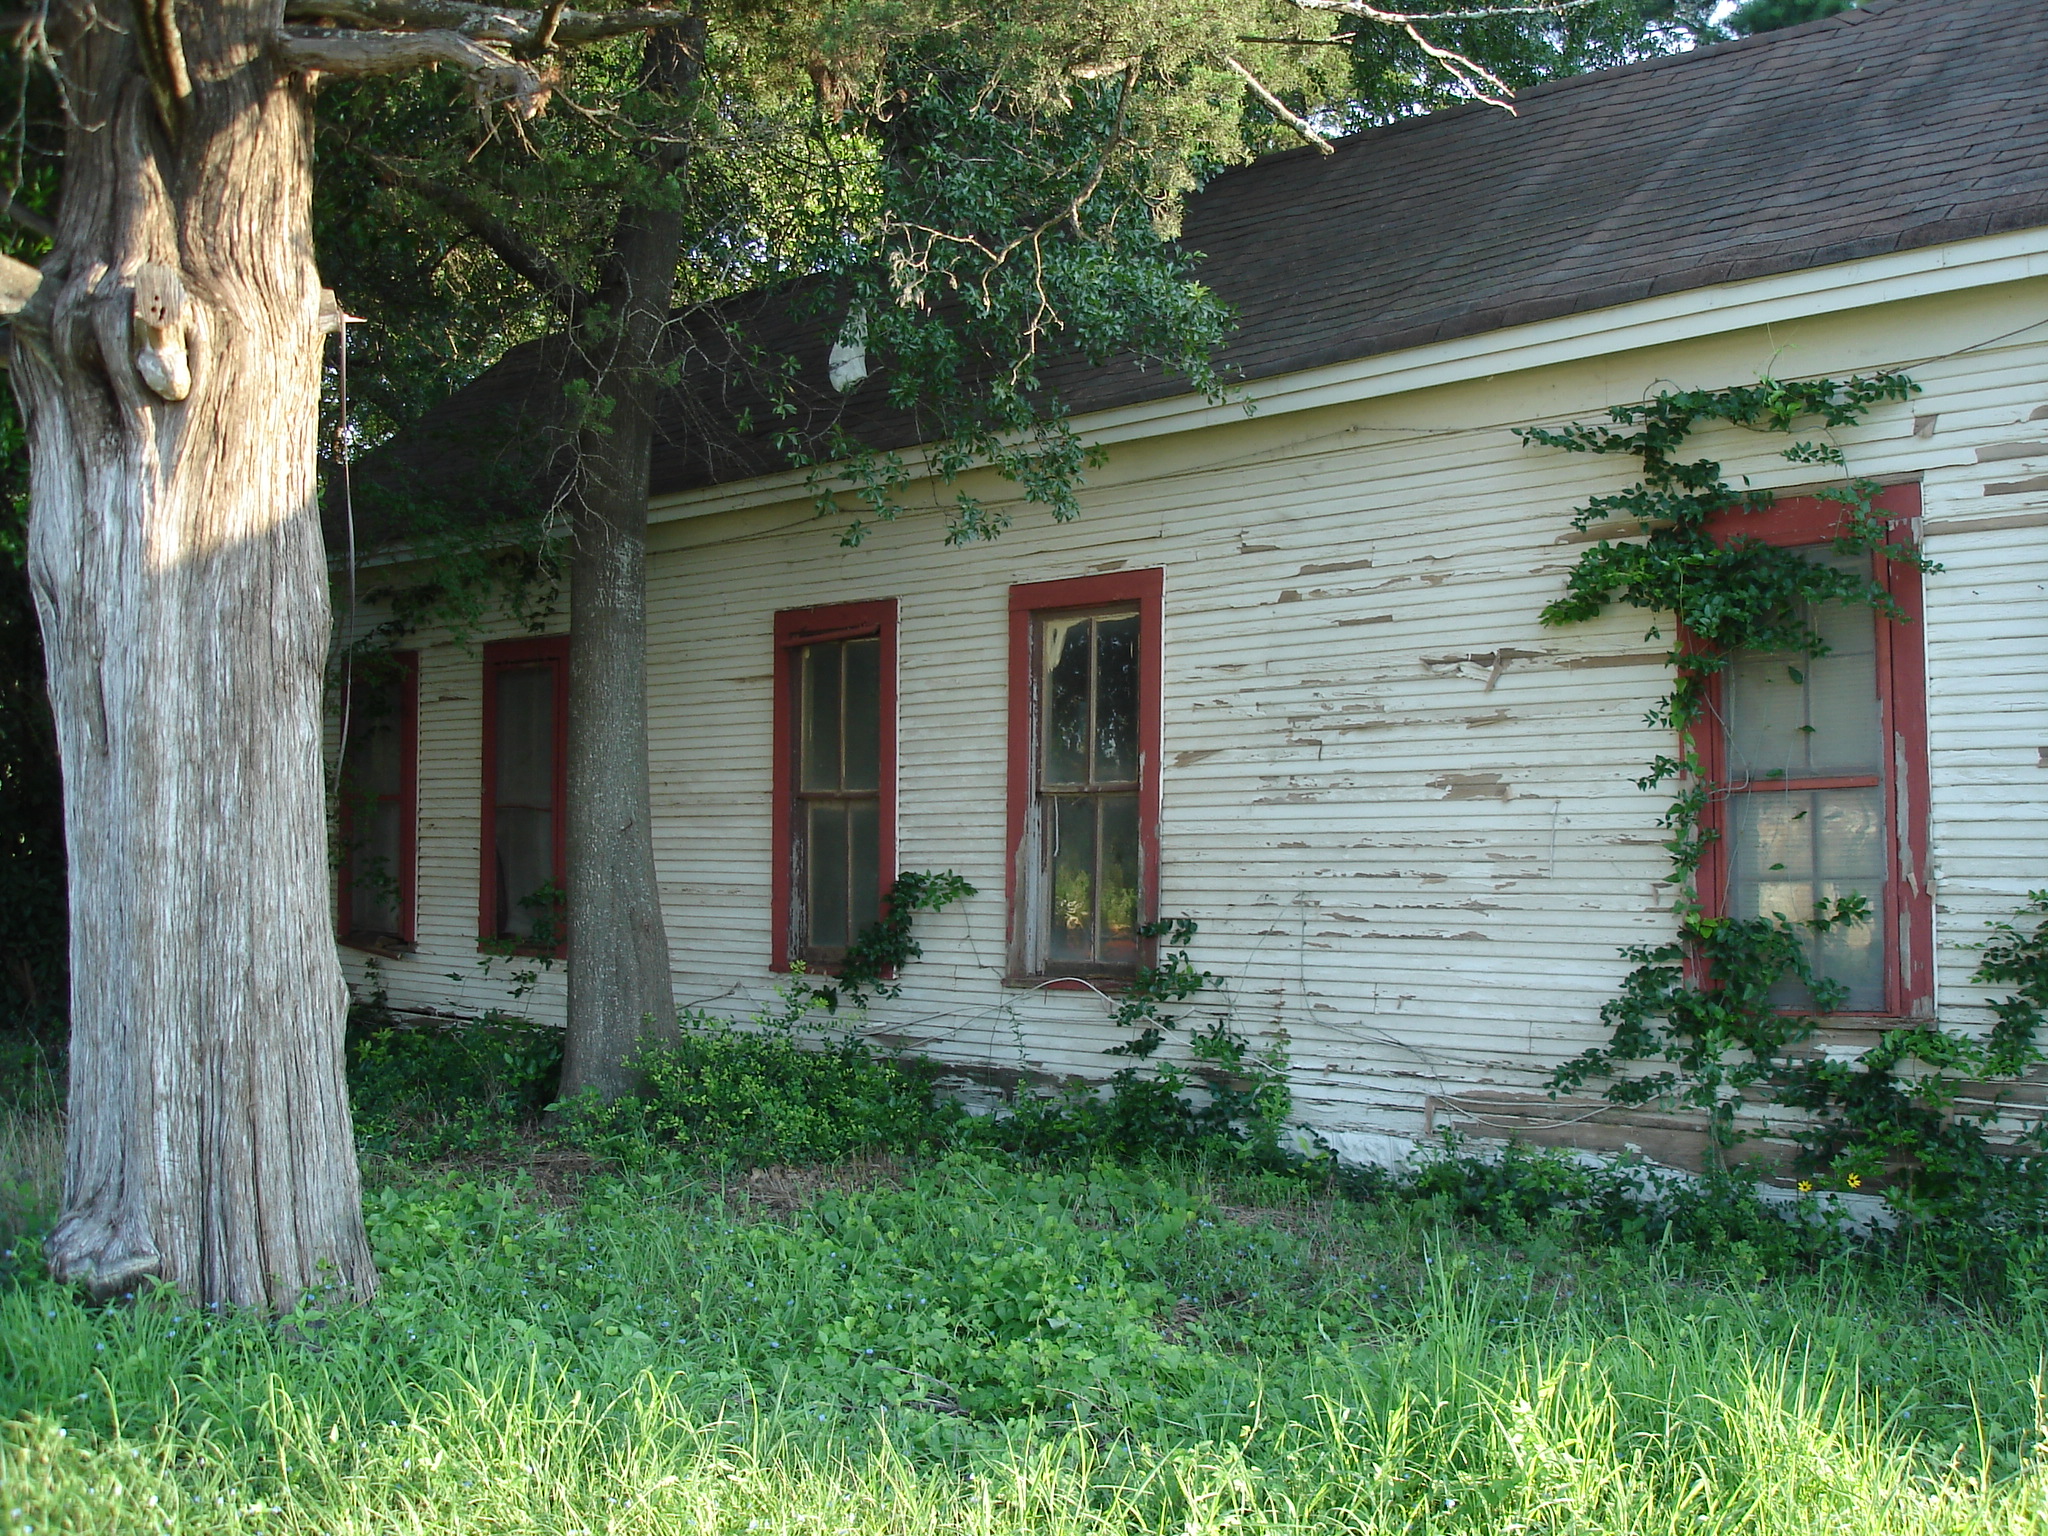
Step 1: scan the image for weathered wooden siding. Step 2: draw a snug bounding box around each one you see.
[341,271,2048,1153]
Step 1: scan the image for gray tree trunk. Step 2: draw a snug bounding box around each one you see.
[556,21,704,1101]
[13,3,375,1307]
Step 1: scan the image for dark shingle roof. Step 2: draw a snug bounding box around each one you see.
[357,0,2048,521]
[1165,0,2048,392]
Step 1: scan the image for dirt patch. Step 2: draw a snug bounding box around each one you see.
[728,1155,904,1215]
[519,1148,606,1207]
[1158,1296,1207,1343]
[1212,1198,1339,1237]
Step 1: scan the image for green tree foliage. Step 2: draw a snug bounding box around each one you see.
[313,0,1739,512]
[1725,0,1856,37]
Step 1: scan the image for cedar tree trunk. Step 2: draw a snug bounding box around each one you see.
[556,21,704,1101]
[13,3,375,1306]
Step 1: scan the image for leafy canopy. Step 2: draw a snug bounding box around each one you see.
[315,0,1730,542]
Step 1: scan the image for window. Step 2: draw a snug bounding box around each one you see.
[1697,484,1930,1016]
[481,636,569,951]
[773,601,897,969]
[337,651,418,947]
[1007,571,1163,980]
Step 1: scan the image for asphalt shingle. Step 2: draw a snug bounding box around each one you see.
[357,0,2048,520]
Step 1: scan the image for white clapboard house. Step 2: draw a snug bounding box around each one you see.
[334,0,2048,1167]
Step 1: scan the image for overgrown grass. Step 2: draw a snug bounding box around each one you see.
[5,1111,2048,1534]
[7,1008,2048,1532]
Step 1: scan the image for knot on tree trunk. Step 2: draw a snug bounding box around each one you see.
[46,1209,163,1302]
[130,262,191,402]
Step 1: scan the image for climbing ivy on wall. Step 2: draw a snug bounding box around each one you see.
[1524,375,2048,1212]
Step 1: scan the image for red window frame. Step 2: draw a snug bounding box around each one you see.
[1692,482,1931,1018]
[771,600,899,972]
[479,634,570,957]
[1006,569,1164,983]
[337,649,419,949]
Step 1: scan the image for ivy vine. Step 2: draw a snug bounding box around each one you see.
[1103,916,1219,1059]
[801,869,977,1013]
[1526,375,2048,1211]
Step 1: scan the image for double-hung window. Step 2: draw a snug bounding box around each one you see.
[1698,484,1931,1016]
[481,636,569,952]
[337,651,418,948]
[773,601,897,968]
[1007,571,1163,980]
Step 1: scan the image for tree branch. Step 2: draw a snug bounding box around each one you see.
[1224,55,1335,155]
[366,154,591,320]
[4,196,53,241]
[1237,32,1357,45]
[526,0,569,54]
[278,0,700,49]
[1280,0,1522,105]
[276,27,552,116]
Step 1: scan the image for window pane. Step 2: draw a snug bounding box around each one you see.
[1804,592,1881,775]
[1098,793,1140,968]
[801,644,843,793]
[1049,795,1097,965]
[494,806,555,940]
[493,664,556,808]
[1724,550,1880,781]
[349,801,403,935]
[1042,617,1091,787]
[842,637,882,793]
[848,799,881,939]
[1094,615,1140,784]
[341,675,404,797]
[1728,786,1886,1010]
[807,801,849,951]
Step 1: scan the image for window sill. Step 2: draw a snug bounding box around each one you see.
[475,939,568,961]
[340,932,415,959]
[1002,974,1136,994]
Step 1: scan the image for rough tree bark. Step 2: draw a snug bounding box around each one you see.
[557,19,705,1102]
[13,1,375,1307]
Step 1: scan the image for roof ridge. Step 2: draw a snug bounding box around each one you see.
[1503,0,1905,104]
[1277,0,1930,160]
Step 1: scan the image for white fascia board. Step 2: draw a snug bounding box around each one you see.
[647,224,2048,525]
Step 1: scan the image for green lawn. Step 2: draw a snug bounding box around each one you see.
[5,1112,2048,1535]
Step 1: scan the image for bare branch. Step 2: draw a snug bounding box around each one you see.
[366,153,591,319]
[278,0,699,49]
[276,27,552,117]
[1280,0,1533,105]
[1224,55,1335,155]
[1237,32,1357,45]
[1287,0,1573,19]
[526,0,568,54]
[3,197,53,241]
[131,0,195,134]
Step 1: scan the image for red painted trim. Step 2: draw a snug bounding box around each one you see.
[337,649,419,948]
[771,600,899,971]
[1692,482,1931,1018]
[1704,481,1919,546]
[1006,569,1165,978]
[479,634,570,957]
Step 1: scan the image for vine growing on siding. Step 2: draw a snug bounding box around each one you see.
[801,869,977,1013]
[1525,375,2048,1209]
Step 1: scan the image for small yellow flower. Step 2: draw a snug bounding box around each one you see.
[1796,1180,1813,1193]
[1845,1173,1863,1190]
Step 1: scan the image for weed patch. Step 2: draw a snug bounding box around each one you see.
[5,1141,2048,1534]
